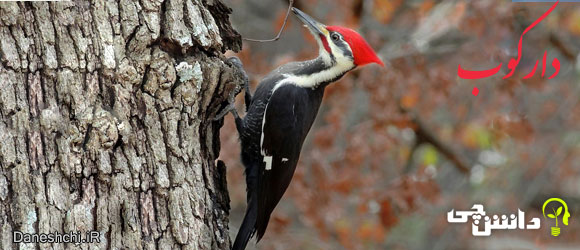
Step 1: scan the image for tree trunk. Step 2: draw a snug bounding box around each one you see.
[0,0,242,249]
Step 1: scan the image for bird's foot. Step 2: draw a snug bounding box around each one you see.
[213,84,241,121]
[227,56,244,70]
[213,57,249,122]
[227,56,252,110]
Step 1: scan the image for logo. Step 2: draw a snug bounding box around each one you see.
[542,198,571,236]
[447,204,540,236]
[447,198,571,237]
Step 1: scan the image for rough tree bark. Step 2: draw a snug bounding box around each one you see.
[0,0,242,249]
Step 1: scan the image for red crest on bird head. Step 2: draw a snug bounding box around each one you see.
[326,26,384,67]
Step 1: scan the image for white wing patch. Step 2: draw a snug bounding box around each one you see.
[282,158,289,162]
[260,102,269,156]
[260,84,283,171]
[260,90,273,171]
[264,156,273,170]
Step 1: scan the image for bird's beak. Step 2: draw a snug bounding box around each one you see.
[291,8,328,37]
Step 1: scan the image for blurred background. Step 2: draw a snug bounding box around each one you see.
[220,0,580,249]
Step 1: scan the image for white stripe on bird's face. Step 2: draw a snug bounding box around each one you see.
[273,33,355,91]
[274,60,354,91]
[326,33,355,68]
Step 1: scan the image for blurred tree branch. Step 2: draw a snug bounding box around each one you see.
[549,32,578,61]
[401,106,471,174]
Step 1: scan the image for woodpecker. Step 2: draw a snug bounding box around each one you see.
[223,8,383,250]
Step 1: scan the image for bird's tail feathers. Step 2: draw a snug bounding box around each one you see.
[232,196,257,250]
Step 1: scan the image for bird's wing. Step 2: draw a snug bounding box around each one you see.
[256,84,306,240]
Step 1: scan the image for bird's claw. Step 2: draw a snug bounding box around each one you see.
[213,83,240,121]
[212,56,251,121]
[213,103,238,121]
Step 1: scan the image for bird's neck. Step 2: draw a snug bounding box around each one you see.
[282,56,354,90]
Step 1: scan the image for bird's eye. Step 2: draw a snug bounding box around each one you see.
[331,33,340,41]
